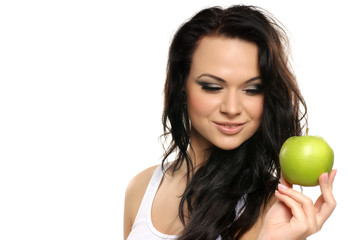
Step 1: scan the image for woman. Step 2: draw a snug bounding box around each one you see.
[124,5,336,240]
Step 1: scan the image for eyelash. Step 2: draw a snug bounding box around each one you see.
[198,82,263,95]
[197,82,222,91]
[244,84,263,95]
[201,85,223,91]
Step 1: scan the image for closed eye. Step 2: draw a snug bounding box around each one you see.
[244,84,263,95]
[196,81,223,91]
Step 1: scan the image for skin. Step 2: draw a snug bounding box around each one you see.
[185,36,264,159]
[123,36,337,240]
[259,170,337,240]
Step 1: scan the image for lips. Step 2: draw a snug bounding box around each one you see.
[214,121,246,135]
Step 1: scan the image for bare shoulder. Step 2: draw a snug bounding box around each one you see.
[123,165,159,239]
[125,165,159,204]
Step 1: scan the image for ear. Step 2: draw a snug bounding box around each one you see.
[182,90,187,103]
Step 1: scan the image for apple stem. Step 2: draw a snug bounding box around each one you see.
[306,128,309,136]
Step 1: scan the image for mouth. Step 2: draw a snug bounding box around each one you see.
[213,122,246,135]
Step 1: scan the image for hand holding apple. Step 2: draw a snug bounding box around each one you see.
[279,135,334,186]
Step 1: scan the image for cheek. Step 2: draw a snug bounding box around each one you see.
[244,96,264,121]
[255,99,264,119]
[187,92,219,117]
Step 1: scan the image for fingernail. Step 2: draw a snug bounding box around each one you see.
[278,184,289,190]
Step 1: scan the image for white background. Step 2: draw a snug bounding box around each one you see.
[0,0,359,239]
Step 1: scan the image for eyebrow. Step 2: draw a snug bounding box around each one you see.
[196,73,262,83]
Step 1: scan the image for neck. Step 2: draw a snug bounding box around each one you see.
[169,128,212,178]
[187,128,213,171]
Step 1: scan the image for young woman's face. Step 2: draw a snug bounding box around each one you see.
[185,36,264,151]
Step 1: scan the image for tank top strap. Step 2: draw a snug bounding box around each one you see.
[128,162,244,240]
[132,164,164,226]
[128,163,177,240]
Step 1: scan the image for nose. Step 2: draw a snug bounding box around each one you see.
[220,90,242,117]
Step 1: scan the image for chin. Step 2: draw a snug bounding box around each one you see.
[213,135,251,151]
[218,146,239,151]
[214,141,243,151]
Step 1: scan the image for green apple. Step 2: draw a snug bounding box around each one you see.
[279,135,334,186]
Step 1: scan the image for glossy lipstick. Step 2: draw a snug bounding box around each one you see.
[214,122,245,135]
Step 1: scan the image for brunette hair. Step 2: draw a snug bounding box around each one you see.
[162,5,307,240]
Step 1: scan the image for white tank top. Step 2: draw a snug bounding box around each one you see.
[127,164,243,240]
[127,164,177,240]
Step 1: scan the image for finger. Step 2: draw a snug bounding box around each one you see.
[315,170,337,211]
[328,169,337,190]
[314,194,325,213]
[280,171,293,188]
[316,172,337,224]
[275,189,307,223]
[277,184,316,224]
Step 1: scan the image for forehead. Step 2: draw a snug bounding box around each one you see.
[190,36,260,79]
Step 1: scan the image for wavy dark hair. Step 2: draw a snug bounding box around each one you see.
[161,5,307,240]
